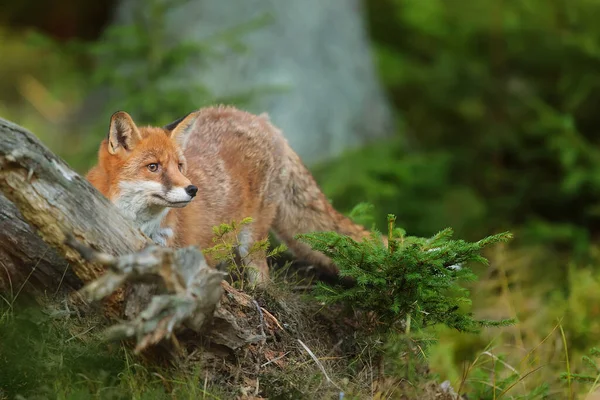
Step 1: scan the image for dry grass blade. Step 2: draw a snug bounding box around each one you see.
[261,351,290,368]
[497,365,546,399]
[482,351,519,374]
[297,339,344,392]
[12,248,48,305]
[0,259,13,299]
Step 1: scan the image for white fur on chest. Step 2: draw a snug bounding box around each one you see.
[113,180,172,245]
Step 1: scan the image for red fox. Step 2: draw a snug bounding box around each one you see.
[86,105,375,284]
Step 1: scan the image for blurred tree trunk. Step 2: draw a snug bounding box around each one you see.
[102,0,394,164]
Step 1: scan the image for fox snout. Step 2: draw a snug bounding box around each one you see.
[154,162,196,207]
[185,185,198,197]
[162,181,197,207]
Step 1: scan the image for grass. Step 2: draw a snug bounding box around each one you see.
[425,241,600,398]
[0,296,233,399]
[560,322,573,400]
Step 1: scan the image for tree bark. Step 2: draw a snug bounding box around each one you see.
[0,193,81,296]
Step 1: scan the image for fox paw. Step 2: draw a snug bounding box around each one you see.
[150,228,173,247]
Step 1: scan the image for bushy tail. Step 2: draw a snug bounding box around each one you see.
[272,147,378,277]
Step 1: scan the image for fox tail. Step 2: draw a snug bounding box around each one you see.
[272,146,380,277]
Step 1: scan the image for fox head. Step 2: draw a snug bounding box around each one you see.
[94,110,200,225]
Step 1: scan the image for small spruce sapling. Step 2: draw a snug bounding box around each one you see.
[297,212,515,334]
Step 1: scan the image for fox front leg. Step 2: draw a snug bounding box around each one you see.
[236,227,270,288]
[149,227,174,247]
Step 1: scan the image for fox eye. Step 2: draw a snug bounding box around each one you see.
[147,163,159,172]
[178,163,184,172]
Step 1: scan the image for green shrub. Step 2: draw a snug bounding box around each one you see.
[299,213,514,334]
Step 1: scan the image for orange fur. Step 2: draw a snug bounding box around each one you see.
[87,106,377,284]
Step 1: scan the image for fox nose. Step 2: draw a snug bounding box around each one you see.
[185,185,198,197]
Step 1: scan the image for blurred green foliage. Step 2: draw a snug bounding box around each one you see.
[317,0,600,254]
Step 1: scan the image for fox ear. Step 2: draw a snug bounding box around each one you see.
[168,112,198,149]
[107,111,142,155]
